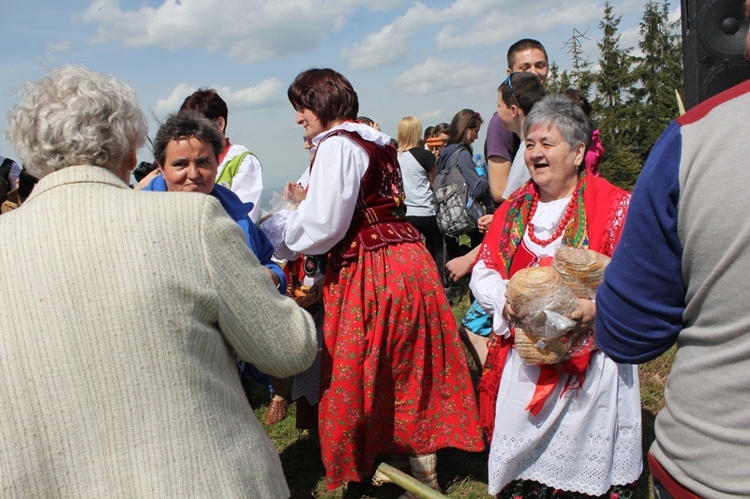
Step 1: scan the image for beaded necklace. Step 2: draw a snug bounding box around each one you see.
[527,176,584,247]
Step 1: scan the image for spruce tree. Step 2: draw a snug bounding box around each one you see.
[632,0,683,161]
[593,0,642,189]
[563,28,595,95]
[545,62,563,94]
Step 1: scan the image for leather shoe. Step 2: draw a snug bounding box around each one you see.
[264,398,289,426]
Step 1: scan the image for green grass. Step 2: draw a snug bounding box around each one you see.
[252,290,675,498]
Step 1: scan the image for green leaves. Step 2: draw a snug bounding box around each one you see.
[547,0,683,190]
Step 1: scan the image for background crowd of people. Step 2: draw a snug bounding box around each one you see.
[2,22,749,499]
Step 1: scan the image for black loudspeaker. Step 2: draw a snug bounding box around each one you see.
[682,0,750,109]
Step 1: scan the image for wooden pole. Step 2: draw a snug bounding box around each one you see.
[676,89,685,116]
[373,463,448,499]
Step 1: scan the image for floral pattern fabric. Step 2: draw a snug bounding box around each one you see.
[318,241,485,490]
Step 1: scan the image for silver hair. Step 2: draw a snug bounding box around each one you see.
[6,65,147,178]
[523,95,593,151]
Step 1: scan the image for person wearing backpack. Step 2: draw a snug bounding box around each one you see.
[436,109,492,291]
[180,89,264,222]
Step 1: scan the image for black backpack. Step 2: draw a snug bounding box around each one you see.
[433,148,485,237]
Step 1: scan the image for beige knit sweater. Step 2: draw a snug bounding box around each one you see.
[0,166,317,497]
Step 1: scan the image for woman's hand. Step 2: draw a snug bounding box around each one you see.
[477,214,494,233]
[568,298,596,332]
[283,181,306,203]
[263,267,281,288]
[503,301,523,325]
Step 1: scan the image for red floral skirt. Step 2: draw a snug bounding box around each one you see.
[318,241,484,490]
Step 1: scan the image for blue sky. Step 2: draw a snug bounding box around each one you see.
[1,0,680,195]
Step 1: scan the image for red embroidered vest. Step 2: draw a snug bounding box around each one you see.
[315,129,422,269]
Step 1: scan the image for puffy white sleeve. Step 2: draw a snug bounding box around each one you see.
[282,135,368,255]
[469,258,511,337]
[231,154,264,223]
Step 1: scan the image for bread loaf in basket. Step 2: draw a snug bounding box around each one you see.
[506,267,580,365]
[506,248,610,365]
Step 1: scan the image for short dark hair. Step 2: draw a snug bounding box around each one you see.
[499,72,546,116]
[431,122,449,137]
[153,111,225,167]
[179,88,229,130]
[357,116,375,127]
[287,68,359,128]
[507,38,548,69]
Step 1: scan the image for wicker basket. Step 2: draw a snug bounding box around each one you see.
[288,283,322,310]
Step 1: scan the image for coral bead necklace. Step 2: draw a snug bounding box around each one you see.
[527,188,578,247]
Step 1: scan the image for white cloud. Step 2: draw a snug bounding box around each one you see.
[419,108,446,123]
[45,40,71,52]
[366,0,408,12]
[342,2,443,70]
[435,0,602,51]
[340,0,503,70]
[393,57,494,95]
[153,82,196,118]
[215,78,285,109]
[80,0,367,63]
[343,23,412,70]
[669,3,682,24]
[342,0,604,70]
[620,25,643,57]
[152,78,285,120]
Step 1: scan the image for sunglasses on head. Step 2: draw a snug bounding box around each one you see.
[504,71,520,97]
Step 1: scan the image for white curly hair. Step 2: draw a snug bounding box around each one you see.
[6,65,147,179]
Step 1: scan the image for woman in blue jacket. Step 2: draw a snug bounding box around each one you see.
[143,111,288,419]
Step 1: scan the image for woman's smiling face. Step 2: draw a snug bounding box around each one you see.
[524,123,585,201]
[296,108,326,139]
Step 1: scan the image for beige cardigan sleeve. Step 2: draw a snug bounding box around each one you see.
[199,196,317,378]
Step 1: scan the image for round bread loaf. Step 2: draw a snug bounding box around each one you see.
[507,266,583,365]
[552,247,610,299]
[506,266,579,334]
[514,326,576,365]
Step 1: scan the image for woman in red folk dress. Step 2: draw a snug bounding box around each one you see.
[268,68,484,494]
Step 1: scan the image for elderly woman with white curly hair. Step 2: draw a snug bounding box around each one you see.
[0,66,316,497]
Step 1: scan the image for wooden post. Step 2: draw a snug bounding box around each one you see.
[373,463,447,499]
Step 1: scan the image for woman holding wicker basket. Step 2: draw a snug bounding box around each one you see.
[470,95,642,498]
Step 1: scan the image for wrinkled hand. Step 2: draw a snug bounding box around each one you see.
[263,267,281,288]
[444,253,473,282]
[283,182,306,203]
[567,298,596,333]
[477,214,494,233]
[502,301,524,325]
